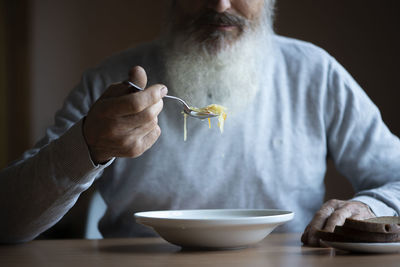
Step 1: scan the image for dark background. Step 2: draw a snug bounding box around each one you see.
[1,0,399,238]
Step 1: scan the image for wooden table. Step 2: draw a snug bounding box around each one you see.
[1,233,399,267]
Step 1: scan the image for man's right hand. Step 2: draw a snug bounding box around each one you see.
[83,66,167,164]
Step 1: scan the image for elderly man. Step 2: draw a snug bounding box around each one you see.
[1,0,400,246]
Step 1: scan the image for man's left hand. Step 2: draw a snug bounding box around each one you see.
[301,199,375,247]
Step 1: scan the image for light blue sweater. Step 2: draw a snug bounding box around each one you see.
[1,35,400,242]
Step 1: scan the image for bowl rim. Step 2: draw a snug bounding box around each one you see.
[134,209,294,227]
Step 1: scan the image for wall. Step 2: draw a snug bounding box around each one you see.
[0,1,6,167]
[29,0,168,144]
[2,0,31,166]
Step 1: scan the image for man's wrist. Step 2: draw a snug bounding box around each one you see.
[352,195,397,217]
[350,200,376,217]
[81,116,115,167]
[81,116,111,165]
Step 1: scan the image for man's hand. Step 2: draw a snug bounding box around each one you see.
[83,66,168,164]
[301,199,375,247]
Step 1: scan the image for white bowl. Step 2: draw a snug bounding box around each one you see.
[134,209,294,249]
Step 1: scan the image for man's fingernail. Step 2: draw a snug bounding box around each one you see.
[160,86,168,97]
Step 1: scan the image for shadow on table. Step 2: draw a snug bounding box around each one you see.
[300,247,339,257]
[99,243,252,255]
[299,247,385,257]
[100,243,181,254]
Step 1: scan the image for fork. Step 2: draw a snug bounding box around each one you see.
[124,80,218,119]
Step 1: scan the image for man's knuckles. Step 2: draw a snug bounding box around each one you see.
[329,210,348,221]
[145,84,167,103]
[143,126,161,147]
[122,136,151,158]
[324,199,342,208]
[115,135,136,149]
[125,87,164,114]
[314,209,332,219]
[124,127,161,158]
[144,119,159,132]
[133,101,163,123]
[126,141,146,158]
[126,94,148,114]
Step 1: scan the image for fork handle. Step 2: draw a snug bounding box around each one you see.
[123,80,144,91]
[124,80,191,111]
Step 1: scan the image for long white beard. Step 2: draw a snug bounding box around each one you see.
[161,10,273,115]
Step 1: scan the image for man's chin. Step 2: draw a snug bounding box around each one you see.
[200,40,229,55]
[190,30,241,55]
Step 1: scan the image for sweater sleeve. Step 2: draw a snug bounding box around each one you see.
[325,57,400,216]
[0,69,111,243]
